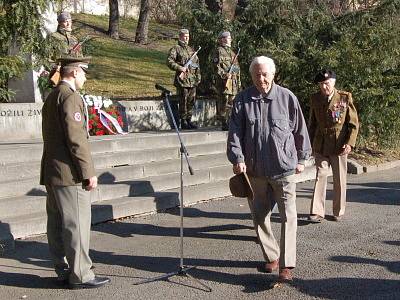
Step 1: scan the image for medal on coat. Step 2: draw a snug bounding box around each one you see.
[330,99,347,124]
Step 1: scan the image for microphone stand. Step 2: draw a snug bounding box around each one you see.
[135,88,211,292]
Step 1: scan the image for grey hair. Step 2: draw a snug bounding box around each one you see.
[249,56,276,75]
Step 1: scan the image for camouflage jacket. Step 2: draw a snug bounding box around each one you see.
[50,28,82,59]
[167,41,201,88]
[308,88,359,156]
[212,45,241,95]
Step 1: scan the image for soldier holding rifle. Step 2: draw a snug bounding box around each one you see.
[49,12,88,86]
[213,31,241,131]
[167,29,201,129]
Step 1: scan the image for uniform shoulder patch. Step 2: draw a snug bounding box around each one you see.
[74,112,82,122]
[213,57,219,63]
[337,90,350,96]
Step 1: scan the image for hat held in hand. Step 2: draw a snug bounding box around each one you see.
[229,172,253,198]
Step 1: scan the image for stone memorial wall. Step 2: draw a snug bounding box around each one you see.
[0,99,217,141]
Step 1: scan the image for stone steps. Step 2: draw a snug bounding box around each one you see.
[0,130,320,250]
[1,179,231,241]
[0,131,234,248]
[0,165,232,219]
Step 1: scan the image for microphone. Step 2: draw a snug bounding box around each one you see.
[155,84,172,95]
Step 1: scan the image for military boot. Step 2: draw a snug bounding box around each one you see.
[181,119,190,130]
[186,119,198,129]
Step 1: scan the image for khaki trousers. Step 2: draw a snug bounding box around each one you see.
[310,153,348,217]
[216,94,235,125]
[45,185,95,284]
[248,175,297,268]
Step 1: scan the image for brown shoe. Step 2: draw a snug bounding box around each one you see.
[308,214,324,223]
[332,215,342,222]
[264,259,279,273]
[278,268,293,282]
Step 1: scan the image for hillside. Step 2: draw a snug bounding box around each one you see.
[72,13,178,98]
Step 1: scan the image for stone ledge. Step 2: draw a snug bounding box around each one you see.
[363,160,400,173]
[347,159,364,174]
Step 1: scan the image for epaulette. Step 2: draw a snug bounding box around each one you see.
[337,90,351,96]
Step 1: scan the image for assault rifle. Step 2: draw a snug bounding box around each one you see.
[179,46,201,80]
[69,35,91,54]
[50,35,92,86]
[225,47,240,90]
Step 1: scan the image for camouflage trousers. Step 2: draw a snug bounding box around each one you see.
[177,87,196,120]
[216,93,235,125]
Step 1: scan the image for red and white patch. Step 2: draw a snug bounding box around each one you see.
[74,112,82,122]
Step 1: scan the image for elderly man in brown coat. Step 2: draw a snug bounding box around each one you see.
[308,69,359,223]
[40,57,110,289]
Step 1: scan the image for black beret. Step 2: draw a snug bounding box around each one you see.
[314,69,336,84]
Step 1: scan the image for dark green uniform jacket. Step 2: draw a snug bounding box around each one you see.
[308,88,359,156]
[167,41,201,88]
[40,81,95,186]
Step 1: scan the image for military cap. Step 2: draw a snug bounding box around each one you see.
[179,28,189,35]
[57,11,72,22]
[229,172,253,198]
[58,56,91,73]
[218,31,231,39]
[314,69,336,84]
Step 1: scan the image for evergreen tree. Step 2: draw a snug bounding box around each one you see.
[0,0,57,102]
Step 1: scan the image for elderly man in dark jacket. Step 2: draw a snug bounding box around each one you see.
[227,56,311,282]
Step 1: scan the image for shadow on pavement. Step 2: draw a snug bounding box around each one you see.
[93,221,255,242]
[330,255,400,274]
[293,277,400,299]
[347,181,400,205]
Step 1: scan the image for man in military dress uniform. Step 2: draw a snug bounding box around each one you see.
[308,69,359,223]
[212,31,241,130]
[40,57,110,289]
[167,28,201,129]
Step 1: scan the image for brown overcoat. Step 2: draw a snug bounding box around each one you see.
[308,88,359,156]
[40,81,95,186]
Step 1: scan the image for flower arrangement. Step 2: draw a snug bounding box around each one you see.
[83,94,126,136]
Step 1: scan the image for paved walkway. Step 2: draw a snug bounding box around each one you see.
[0,168,399,299]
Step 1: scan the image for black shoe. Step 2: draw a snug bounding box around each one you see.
[69,276,110,290]
[221,123,229,131]
[186,119,198,129]
[55,276,69,286]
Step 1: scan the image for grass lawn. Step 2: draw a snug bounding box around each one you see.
[72,13,178,98]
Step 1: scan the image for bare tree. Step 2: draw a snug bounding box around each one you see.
[135,0,151,44]
[108,0,119,39]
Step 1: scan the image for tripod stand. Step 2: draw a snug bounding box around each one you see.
[135,85,211,292]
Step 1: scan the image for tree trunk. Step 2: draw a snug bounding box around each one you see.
[135,0,151,44]
[108,0,119,39]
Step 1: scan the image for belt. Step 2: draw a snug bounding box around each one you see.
[322,127,338,134]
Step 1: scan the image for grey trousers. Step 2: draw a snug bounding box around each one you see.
[248,175,297,268]
[310,153,347,217]
[45,184,95,284]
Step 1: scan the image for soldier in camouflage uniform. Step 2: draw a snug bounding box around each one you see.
[167,29,201,129]
[48,12,83,86]
[308,69,359,223]
[51,11,83,58]
[212,31,241,130]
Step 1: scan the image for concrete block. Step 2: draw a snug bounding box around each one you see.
[347,159,364,174]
